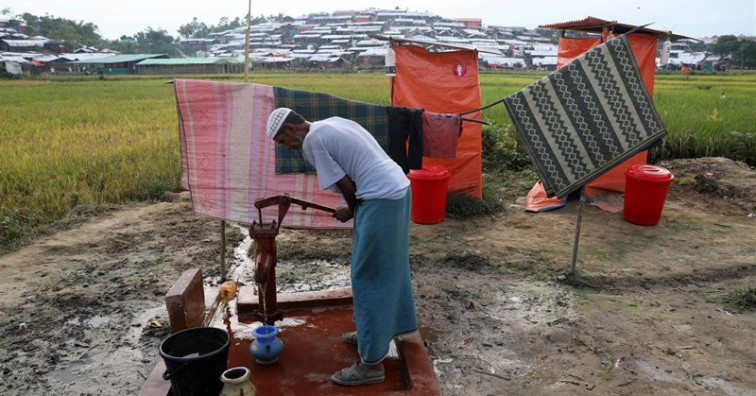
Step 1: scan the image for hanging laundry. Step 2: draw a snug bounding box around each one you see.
[392,44,482,198]
[421,112,462,159]
[273,86,389,174]
[174,79,349,228]
[386,106,424,174]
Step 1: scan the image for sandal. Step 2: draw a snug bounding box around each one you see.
[330,363,385,386]
[341,331,358,345]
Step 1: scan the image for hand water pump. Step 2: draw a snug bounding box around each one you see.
[249,194,336,324]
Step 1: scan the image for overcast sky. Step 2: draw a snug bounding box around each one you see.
[2,0,754,40]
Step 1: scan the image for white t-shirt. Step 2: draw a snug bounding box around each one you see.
[302,117,409,200]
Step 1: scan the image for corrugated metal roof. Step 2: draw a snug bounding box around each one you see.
[539,16,693,40]
[31,54,60,62]
[137,57,241,65]
[0,55,29,63]
[58,53,113,61]
[1,39,47,47]
[69,54,166,64]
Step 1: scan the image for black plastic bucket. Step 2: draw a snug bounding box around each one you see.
[159,327,230,396]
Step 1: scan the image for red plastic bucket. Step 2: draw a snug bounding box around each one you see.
[623,165,674,226]
[407,165,451,224]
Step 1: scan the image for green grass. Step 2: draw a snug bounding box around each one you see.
[1,71,754,254]
[475,71,756,166]
[651,74,756,163]
[0,79,182,252]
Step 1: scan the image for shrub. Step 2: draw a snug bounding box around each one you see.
[721,286,756,312]
[481,121,532,174]
[446,183,504,219]
[0,207,34,255]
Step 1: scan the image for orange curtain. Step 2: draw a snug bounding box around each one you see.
[391,45,483,198]
[626,34,658,96]
[557,34,657,95]
[556,37,601,68]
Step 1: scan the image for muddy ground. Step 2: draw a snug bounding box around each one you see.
[0,157,754,396]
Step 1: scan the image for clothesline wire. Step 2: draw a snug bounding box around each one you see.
[459,22,652,120]
[461,117,489,125]
[459,98,506,116]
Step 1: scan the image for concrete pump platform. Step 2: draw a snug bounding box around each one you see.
[139,272,440,396]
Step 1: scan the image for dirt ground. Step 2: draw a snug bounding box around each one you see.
[0,157,754,396]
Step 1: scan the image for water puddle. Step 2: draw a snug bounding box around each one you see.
[65,314,112,327]
[87,315,111,327]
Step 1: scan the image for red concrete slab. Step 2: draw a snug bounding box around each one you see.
[137,360,170,396]
[237,285,353,313]
[141,289,440,395]
[229,306,440,396]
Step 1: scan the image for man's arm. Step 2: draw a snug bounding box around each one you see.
[333,175,357,222]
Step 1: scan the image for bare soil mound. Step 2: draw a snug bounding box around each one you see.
[662,157,756,216]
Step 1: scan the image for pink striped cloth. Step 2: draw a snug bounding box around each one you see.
[175,79,349,228]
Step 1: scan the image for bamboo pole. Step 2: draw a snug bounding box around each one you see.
[220,221,226,281]
[569,190,586,274]
[244,0,252,83]
[220,0,253,282]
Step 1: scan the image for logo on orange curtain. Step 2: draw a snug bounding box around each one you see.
[452,63,467,77]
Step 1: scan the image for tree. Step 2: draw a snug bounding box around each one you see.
[212,16,243,32]
[174,14,278,38]
[711,35,756,69]
[251,15,268,25]
[75,21,101,44]
[177,17,209,39]
[267,13,286,23]
[107,36,137,53]
[10,12,108,50]
[711,35,740,56]
[134,27,179,56]
[51,23,81,49]
[737,40,756,69]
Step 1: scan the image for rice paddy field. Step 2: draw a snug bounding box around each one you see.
[1,71,754,252]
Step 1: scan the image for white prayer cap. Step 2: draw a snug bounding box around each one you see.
[266,107,292,139]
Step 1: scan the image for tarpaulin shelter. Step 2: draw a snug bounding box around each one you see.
[389,40,484,199]
[526,17,688,212]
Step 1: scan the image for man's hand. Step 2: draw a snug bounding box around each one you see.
[333,206,353,222]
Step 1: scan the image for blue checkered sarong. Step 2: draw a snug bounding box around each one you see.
[273,86,389,174]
